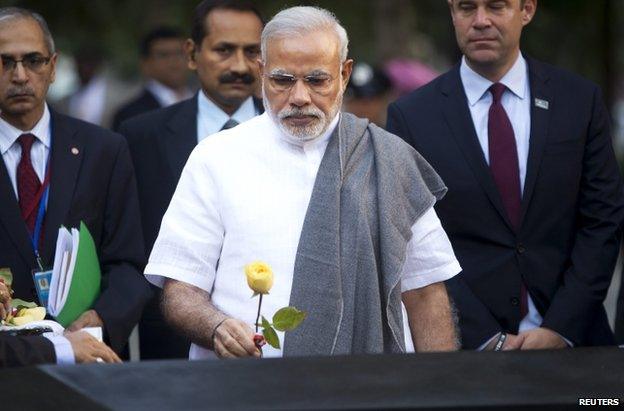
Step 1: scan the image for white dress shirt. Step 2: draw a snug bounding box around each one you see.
[145,79,192,108]
[145,112,461,359]
[68,75,108,126]
[197,91,258,143]
[0,104,51,198]
[460,54,569,343]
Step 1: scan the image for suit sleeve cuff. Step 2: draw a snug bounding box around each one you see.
[43,333,75,365]
[477,333,500,351]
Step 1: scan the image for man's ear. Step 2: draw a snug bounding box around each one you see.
[49,53,58,83]
[521,0,537,26]
[185,39,197,70]
[341,59,354,91]
[447,0,456,23]
[257,58,264,78]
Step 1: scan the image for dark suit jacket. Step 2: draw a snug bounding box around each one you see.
[616,277,624,344]
[387,58,624,348]
[0,334,55,368]
[0,111,152,353]
[112,88,161,132]
[118,94,263,359]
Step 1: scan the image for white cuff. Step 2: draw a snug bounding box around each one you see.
[43,333,75,365]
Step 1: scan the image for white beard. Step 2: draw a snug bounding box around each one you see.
[262,85,343,143]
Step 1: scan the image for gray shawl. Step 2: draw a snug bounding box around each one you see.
[283,112,447,356]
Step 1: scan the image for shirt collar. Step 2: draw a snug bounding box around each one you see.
[460,53,527,106]
[0,104,51,155]
[145,79,191,107]
[197,90,257,131]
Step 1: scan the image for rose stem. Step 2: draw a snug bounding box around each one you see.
[255,294,263,333]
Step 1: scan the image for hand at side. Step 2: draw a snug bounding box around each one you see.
[65,331,122,363]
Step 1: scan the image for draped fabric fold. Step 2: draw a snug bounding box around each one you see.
[284,113,447,356]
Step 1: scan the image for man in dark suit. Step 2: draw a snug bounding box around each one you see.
[0,8,151,354]
[119,0,264,359]
[112,27,192,131]
[387,0,624,349]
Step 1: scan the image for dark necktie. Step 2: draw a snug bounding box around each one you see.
[487,83,528,318]
[17,133,41,235]
[221,118,239,131]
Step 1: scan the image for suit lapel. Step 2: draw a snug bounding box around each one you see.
[440,66,515,231]
[162,95,198,179]
[520,59,552,224]
[0,159,35,266]
[40,112,84,264]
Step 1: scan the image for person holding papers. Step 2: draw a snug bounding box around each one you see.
[1,279,121,367]
[0,7,151,354]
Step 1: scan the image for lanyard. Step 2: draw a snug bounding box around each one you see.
[30,168,50,270]
[25,122,52,271]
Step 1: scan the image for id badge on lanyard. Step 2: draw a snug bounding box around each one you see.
[29,125,52,308]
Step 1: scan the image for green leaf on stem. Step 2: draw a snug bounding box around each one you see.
[260,316,280,349]
[263,325,280,349]
[273,306,306,331]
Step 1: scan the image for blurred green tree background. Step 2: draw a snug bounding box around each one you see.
[3,0,623,126]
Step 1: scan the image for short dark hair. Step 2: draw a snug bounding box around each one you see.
[190,0,263,46]
[140,26,184,57]
[0,7,55,54]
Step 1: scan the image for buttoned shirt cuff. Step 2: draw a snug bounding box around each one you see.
[478,333,500,351]
[43,333,75,365]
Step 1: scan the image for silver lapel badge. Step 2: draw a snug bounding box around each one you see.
[534,98,549,110]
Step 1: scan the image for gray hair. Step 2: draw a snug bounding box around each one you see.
[261,6,348,63]
[0,7,56,54]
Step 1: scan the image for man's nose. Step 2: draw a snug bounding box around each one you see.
[473,6,492,29]
[11,61,29,83]
[288,79,311,107]
[230,49,249,74]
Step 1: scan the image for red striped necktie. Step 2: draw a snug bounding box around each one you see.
[17,133,42,235]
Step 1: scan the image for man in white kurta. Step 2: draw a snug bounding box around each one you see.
[145,110,461,358]
[145,6,461,359]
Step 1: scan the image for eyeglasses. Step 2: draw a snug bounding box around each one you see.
[1,54,52,73]
[266,72,335,94]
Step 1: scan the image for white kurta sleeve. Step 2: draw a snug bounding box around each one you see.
[144,146,224,292]
[399,206,461,292]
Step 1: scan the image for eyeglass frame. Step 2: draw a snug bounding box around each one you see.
[1,53,54,73]
[263,65,345,95]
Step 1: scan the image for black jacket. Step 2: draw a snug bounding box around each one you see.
[387,58,624,348]
[0,111,152,353]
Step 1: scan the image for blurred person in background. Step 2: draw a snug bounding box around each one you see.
[119,0,264,360]
[54,46,132,129]
[384,58,439,98]
[343,62,392,127]
[112,27,192,131]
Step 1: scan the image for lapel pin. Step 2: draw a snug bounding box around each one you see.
[534,98,549,110]
[71,147,79,155]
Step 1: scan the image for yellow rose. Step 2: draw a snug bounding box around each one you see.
[245,261,274,295]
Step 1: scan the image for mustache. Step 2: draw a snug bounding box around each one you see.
[278,107,324,120]
[219,72,255,85]
[6,87,35,98]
